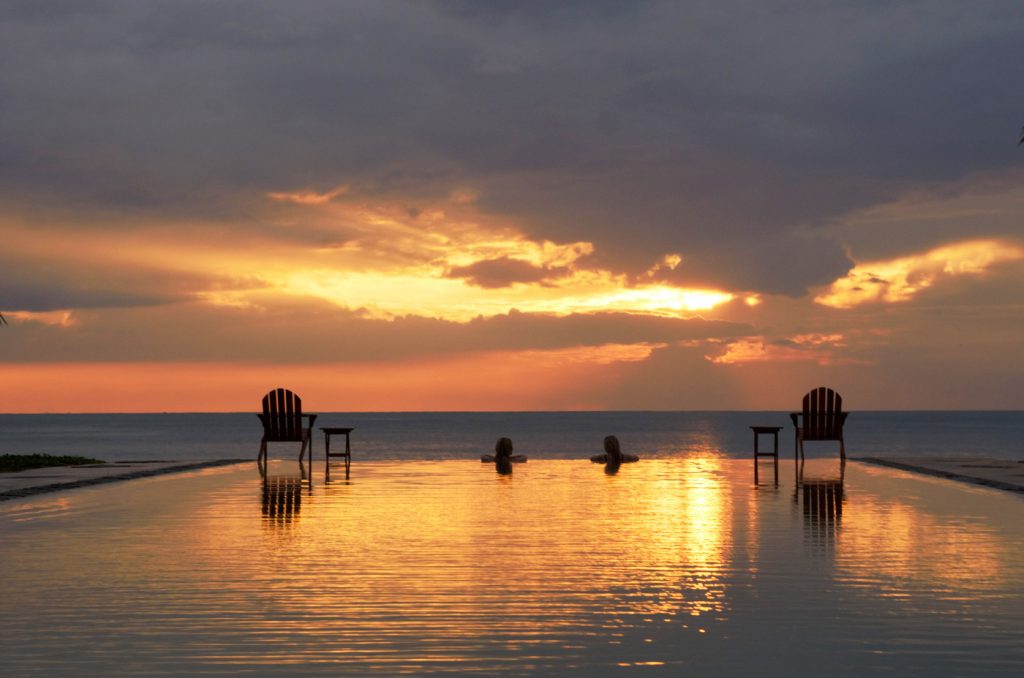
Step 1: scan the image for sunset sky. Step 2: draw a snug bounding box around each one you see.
[2,1,1023,412]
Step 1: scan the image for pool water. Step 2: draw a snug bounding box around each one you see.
[1,458,1023,676]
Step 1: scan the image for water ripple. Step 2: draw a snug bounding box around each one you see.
[1,459,1023,675]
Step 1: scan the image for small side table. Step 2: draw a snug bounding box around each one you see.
[321,427,354,479]
[751,426,782,486]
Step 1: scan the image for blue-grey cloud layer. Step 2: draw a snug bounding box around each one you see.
[1,0,1021,298]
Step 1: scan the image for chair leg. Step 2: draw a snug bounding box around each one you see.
[258,440,267,463]
[839,438,846,462]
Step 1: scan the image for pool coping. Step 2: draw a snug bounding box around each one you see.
[0,459,249,502]
[4,456,1023,502]
[857,456,1024,495]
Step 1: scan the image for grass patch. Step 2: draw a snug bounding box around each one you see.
[0,454,105,473]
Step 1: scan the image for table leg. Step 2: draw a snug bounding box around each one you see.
[753,431,759,484]
[773,431,779,485]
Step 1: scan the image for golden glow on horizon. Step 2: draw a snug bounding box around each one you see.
[816,239,1024,308]
[0,343,656,412]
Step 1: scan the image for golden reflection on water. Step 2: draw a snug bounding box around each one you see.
[194,458,741,662]
[1,459,1024,674]
[833,473,1005,593]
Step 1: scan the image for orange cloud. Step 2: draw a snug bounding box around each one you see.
[2,186,737,323]
[3,310,77,327]
[644,253,682,278]
[816,239,1024,308]
[230,188,736,319]
[707,333,853,366]
[265,185,349,205]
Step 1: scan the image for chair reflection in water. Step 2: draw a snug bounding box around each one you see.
[260,460,310,523]
[795,459,845,548]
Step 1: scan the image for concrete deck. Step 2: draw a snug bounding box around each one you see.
[0,459,248,502]
[858,456,1024,494]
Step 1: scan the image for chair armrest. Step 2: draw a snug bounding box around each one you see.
[304,414,318,427]
[838,412,849,426]
[789,412,800,427]
[257,413,266,425]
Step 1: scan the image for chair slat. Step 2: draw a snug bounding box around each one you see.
[833,392,843,437]
[802,386,845,440]
[260,388,306,442]
[257,388,315,464]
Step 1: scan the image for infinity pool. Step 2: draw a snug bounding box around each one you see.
[2,458,1022,676]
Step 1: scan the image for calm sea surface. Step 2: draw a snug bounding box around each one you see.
[1,459,1022,675]
[0,411,1021,461]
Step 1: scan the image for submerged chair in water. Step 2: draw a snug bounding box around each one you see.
[790,386,848,461]
[257,388,317,464]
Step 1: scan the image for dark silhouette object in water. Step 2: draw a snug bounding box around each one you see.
[0,312,6,325]
[262,473,304,522]
[322,426,354,480]
[259,456,310,524]
[481,437,527,465]
[795,457,845,550]
[751,425,782,486]
[590,435,639,465]
[790,386,848,462]
[257,388,317,465]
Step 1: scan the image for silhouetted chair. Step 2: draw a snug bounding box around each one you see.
[257,388,317,464]
[790,386,848,461]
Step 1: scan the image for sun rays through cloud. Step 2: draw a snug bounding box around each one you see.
[170,186,739,321]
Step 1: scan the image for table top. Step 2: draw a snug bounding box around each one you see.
[750,426,783,433]
[320,427,355,434]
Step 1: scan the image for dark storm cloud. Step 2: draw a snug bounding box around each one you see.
[444,257,568,288]
[0,251,256,312]
[1,1,1021,293]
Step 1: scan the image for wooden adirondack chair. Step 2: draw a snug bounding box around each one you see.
[257,388,317,464]
[790,386,848,461]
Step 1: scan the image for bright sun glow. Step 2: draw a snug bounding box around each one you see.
[276,270,733,320]
[1,187,738,327]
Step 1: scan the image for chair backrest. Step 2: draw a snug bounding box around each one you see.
[260,388,304,442]
[801,386,844,440]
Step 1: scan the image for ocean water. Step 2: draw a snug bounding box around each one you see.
[0,411,1021,462]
